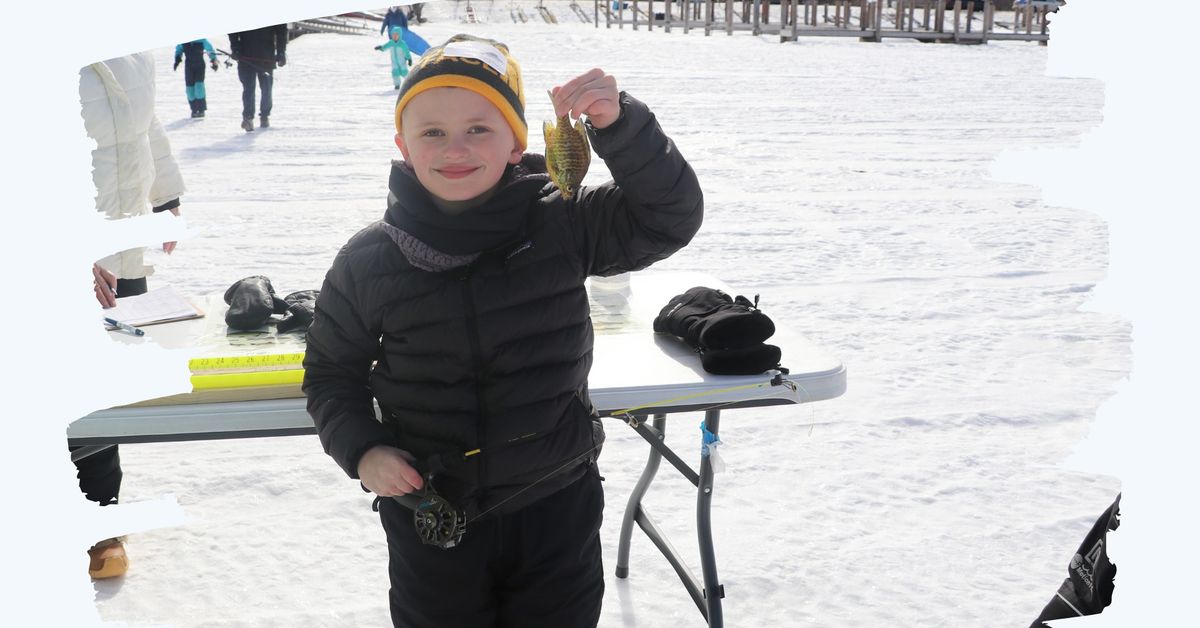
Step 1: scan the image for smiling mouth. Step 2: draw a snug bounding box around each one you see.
[437,166,478,179]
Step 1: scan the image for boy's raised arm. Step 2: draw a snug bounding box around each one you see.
[569,91,704,277]
[303,250,391,479]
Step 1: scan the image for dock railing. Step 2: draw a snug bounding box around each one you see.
[594,0,1054,45]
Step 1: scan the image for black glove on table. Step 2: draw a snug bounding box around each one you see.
[224,275,288,331]
[276,290,319,333]
[654,287,783,376]
[654,287,775,351]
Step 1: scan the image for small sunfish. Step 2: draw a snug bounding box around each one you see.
[543,90,591,200]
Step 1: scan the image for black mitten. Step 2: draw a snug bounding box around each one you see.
[699,343,782,376]
[276,290,319,333]
[653,287,775,350]
[224,275,288,331]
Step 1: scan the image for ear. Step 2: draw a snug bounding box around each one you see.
[395,133,410,161]
[508,134,522,165]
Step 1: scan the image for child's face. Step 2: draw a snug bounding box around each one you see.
[396,88,523,207]
[392,32,400,41]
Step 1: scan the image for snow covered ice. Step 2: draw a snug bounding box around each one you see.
[75,3,1125,626]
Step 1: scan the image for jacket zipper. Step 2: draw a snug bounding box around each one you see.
[458,264,489,502]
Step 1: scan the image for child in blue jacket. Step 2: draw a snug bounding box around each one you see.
[374,26,412,90]
[174,39,219,118]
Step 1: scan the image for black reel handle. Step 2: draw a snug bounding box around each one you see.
[390,475,467,550]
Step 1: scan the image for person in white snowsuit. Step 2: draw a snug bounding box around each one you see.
[77,50,186,579]
[375,26,412,90]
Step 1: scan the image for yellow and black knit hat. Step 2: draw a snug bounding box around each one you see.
[395,34,527,151]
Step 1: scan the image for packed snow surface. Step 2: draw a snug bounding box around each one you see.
[91,3,1123,626]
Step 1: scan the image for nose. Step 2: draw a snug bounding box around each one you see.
[444,134,469,160]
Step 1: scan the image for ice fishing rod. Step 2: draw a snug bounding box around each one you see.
[608,370,800,422]
[392,440,603,550]
[391,371,803,550]
[211,48,236,68]
[213,48,281,71]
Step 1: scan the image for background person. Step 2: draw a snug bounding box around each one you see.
[173,39,220,118]
[228,24,288,132]
[79,51,186,579]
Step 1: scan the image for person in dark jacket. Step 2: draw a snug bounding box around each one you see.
[408,2,427,23]
[302,34,703,628]
[380,5,408,34]
[173,39,219,118]
[227,24,288,132]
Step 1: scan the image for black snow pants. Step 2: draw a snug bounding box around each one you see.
[237,61,274,121]
[379,464,605,628]
[184,60,208,114]
[70,276,146,505]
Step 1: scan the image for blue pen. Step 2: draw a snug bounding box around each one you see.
[104,317,145,336]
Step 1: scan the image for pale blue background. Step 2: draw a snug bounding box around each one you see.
[5,1,1189,624]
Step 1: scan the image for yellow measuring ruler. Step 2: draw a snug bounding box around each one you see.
[188,352,307,390]
[190,369,304,390]
[189,352,306,373]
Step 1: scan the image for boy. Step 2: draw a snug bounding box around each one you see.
[374,26,413,90]
[303,34,703,627]
[173,39,219,118]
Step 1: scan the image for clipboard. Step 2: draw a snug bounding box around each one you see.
[100,285,205,329]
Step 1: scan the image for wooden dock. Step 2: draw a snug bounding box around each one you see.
[591,0,1056,45]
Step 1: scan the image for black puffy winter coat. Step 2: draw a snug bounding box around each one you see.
[303,93,703,517]
[228,25,287,69]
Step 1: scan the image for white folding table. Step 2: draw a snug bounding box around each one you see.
[68,271,845,627]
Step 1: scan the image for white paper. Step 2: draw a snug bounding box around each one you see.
[100,285,203,328]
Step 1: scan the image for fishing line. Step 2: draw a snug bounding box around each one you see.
[404,372,809,549]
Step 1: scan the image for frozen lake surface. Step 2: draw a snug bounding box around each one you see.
[92,5,1124,626]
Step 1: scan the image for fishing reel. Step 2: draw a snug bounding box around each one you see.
[411,482,467,550]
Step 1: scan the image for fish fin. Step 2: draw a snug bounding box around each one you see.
[545,157,563,195]
[575,118,591,171]
[543,120,555,148]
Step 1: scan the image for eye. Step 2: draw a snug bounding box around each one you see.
[421,128,444,138]
[468,126,491,135]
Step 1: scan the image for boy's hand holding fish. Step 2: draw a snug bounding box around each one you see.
[549,68,620,129]
[544,69,619,199]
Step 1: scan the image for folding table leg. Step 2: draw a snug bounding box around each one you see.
[616,413,665,578]
[70,444,115,462]
[697,409,724,626]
